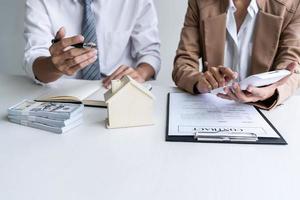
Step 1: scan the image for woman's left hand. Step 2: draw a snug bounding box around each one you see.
[217,62,297,103]
[217,82,278,103]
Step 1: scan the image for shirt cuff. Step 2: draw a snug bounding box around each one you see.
[136,55,161,79]
[250,89,279,110]
[24,52,50,85]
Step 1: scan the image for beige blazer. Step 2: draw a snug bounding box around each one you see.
[173,0,300,109]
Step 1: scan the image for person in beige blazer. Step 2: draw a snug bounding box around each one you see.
[173,0,300,110]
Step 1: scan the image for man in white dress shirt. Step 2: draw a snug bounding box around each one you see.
[24,0,161,87]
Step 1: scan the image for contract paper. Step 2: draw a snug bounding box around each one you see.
[168,93,279,138]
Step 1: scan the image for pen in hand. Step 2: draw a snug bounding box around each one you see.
[51,38,97,49]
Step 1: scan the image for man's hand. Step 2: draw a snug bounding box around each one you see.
[217,62,297,103]
[33,27,98,83]
[196,65,238,93]
[102,63,155,88]
[49,27,98,76]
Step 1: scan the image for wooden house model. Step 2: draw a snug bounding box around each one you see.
[104,75,155,129]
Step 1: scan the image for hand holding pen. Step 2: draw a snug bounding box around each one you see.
[51,39,97,49]
[49,27,98,76]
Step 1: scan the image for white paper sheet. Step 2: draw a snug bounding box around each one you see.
[37,79,103,101]
[168,93,280,138]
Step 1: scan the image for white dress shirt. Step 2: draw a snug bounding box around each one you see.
[24,0,161,82]
[224,0,259,81]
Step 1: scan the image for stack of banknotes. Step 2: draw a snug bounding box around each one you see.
[7,100,84,134]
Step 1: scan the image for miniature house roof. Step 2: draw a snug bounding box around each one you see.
[104,75,155,103]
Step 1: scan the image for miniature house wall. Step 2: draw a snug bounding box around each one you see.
[105,76,155,129]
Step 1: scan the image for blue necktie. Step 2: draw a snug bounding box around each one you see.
[81,0,101,80]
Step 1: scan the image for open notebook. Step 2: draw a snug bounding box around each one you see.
[35,79,109,107]
[35,78,152,107]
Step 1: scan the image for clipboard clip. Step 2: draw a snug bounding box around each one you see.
[194,131,258,142]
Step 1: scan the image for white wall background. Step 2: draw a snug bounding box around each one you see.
[0,0,188,86]
[0,0,26,76]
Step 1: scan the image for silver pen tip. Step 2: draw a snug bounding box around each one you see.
[83,42,97,48]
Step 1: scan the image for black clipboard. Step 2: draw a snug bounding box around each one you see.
[166,93,287,145]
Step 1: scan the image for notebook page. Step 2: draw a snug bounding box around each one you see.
[84,86,108,102]
[36,79,102,101]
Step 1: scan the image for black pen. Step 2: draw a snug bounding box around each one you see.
[51,39,97,49]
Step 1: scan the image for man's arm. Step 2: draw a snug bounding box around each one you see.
[24,0,53,83]
[102,0,160,88]
[130,0,161,78]
[102,63,155,88]
[32,56,62,83]
[32,28,97,83]
[24,0,97,84]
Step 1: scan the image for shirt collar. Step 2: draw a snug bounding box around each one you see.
[228,0,237,13]
[228,0,259,18]
[248,0,259,18]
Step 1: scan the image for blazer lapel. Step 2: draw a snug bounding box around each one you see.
[250,11,284,75]
[203,13,227,70]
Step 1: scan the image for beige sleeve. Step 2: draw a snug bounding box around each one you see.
[254,5,300,110]
[172,0,202,94]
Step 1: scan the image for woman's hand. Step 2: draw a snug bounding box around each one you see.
[217,82,278,103]
[217,62,297,103]
[196,66,238,93]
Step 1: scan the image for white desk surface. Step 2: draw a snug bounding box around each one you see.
[0,74,300,200]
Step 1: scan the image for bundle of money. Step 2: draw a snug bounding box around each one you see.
[7,100,84,134]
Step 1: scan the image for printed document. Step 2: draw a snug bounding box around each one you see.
[168,93,280,138]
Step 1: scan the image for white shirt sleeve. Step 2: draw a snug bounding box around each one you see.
[23,0,54,84]
[130,0,161,79]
